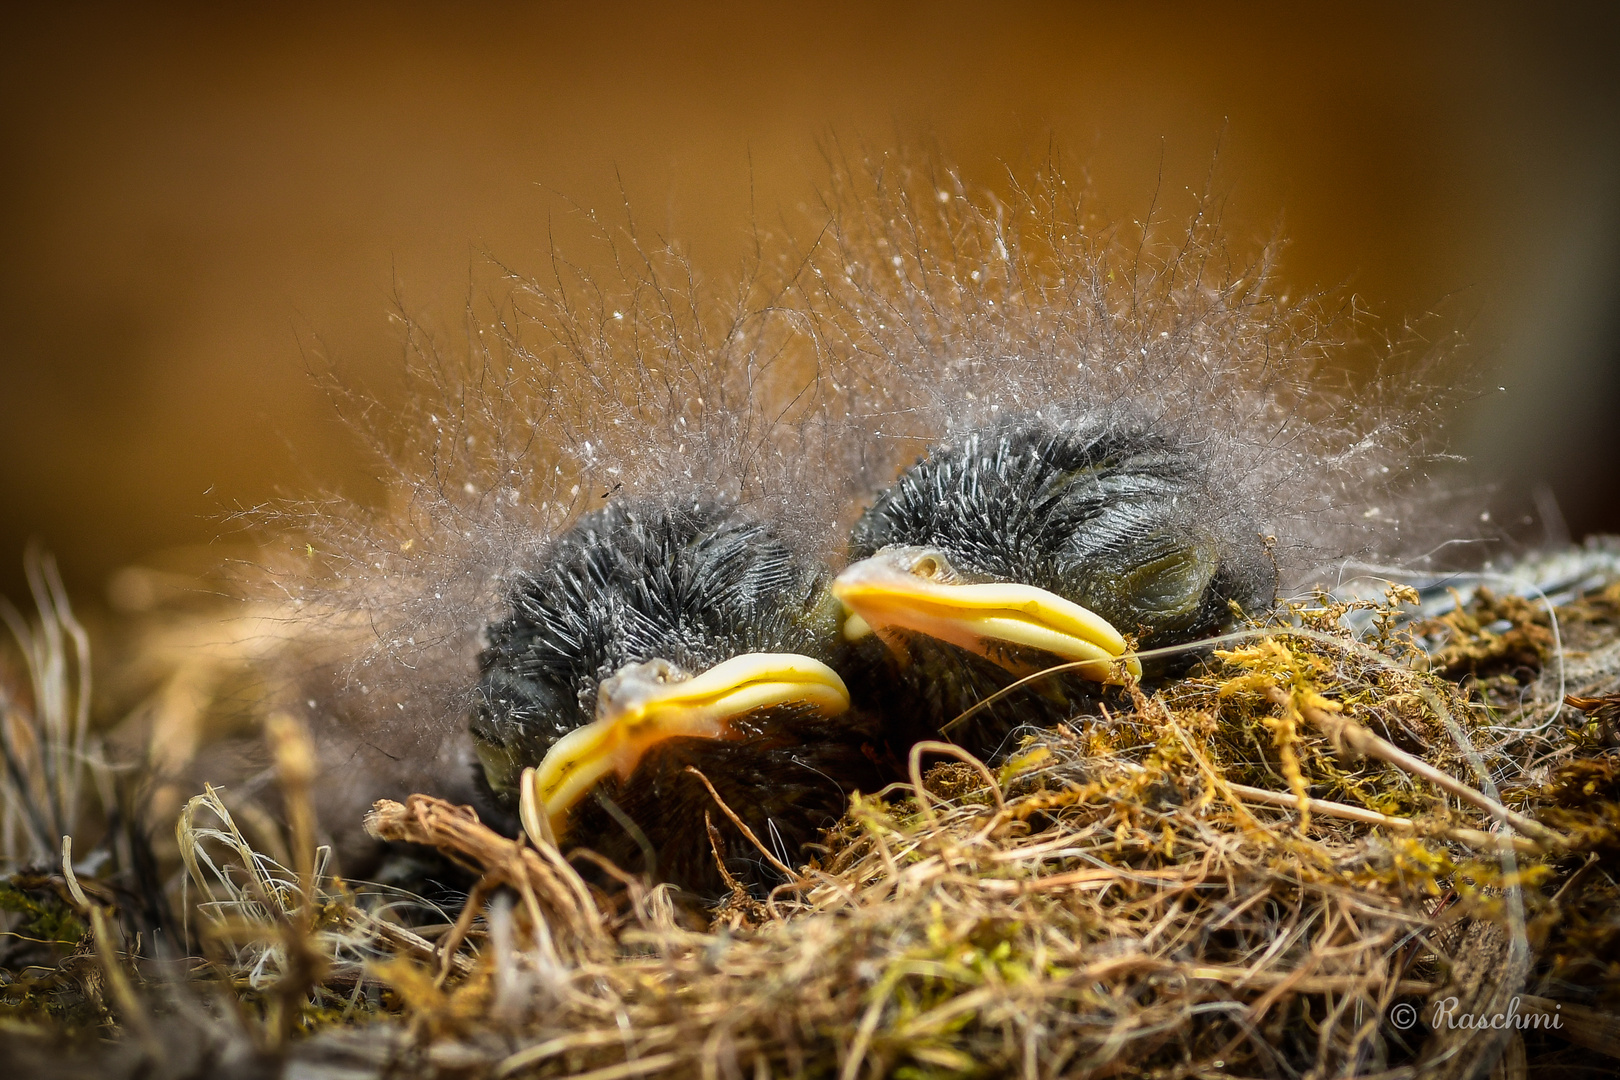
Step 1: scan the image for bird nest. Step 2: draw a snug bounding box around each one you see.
[5,558,1620,1079]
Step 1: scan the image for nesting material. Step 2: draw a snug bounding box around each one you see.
[6,566,1620,1079]
[2,155,1613,1077]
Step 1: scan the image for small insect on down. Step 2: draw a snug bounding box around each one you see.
[471,498,884,897]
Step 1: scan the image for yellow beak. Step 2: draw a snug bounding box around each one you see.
[518,652,850,848]
[831,548,1142,684]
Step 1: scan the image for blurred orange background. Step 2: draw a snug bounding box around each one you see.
[3,3,1618,608]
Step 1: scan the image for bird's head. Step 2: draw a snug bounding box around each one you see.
[472,499,855,850]
[511,652,849,847]
[832,415,1274,741]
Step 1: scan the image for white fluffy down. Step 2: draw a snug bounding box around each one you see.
[251,150,1470,777]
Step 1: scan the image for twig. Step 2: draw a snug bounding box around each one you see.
[683,766,798,881]
[905,740,1006,840]
[362,914,476,977]
[1222,780,1545,856]
[364,795,608,953]
[264,714,328,1045]
[1184,964,1434,997]
[1515,994,1620,1059]
[1260,684,1563,847]
[63,835,155,1047]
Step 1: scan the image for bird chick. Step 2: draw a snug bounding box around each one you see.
[833,413,1274,756]
[801,152,1462,758]
[248,194,867,890]
[473,497,881,896]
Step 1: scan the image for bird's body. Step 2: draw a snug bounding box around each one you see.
[473,498,882,896]
[837,413,1275,757]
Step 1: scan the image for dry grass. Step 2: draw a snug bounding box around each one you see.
[0,551,102,868]
[6,561,1620,1078]
[1,153,1594,1079]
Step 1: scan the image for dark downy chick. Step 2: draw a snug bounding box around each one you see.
[834,413,1274,756]
[800,152,1465,759]
[253,200,865,890]
[473,498,880,896]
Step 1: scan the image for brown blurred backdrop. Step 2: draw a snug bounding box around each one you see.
[3,2,1619,608]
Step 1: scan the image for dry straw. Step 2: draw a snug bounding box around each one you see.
[4,155,1618,1077]
[8,567,1620,1078]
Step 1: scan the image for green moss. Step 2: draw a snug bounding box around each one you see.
[0,876,85,949]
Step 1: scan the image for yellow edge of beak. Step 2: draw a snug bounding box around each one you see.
[521,652,850,848]
[832,555,1142,684]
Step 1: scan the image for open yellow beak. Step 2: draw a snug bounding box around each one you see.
[518,652,850,848]
[831,548,1142,684]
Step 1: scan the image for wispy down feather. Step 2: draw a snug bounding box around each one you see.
[795,149,1471,581]
[247,199,844,805]
[246,148,1470,809]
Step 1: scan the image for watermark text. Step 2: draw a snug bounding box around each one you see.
[1389,995,1563,1031]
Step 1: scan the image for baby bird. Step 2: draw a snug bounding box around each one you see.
[473,497,882,897]
[833,412,1275,758]
[798,155,1454,759]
